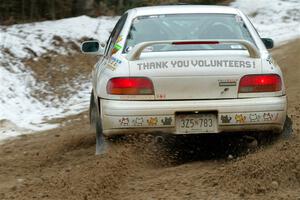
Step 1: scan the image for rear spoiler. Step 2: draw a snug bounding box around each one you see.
[126,40,260,61]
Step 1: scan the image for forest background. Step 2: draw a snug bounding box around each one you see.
[0,0,229,25]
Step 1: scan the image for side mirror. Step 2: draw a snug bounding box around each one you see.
[261,38,274,49]
[81,40,105,55]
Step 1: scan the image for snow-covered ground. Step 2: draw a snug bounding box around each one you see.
[0,16,118,140]
[1,0,300,141]
[232,0,300,45]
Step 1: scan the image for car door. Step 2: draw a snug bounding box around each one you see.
[93,14,128,93]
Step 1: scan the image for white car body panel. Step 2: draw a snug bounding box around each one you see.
[129,55,261,100]
[101,96,286,135]
[86,5,287,136]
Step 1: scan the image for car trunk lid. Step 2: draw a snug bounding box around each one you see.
[129,53,261,100]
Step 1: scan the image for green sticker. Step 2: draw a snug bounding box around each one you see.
[114,44,122,51]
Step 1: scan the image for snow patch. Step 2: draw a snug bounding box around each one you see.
[232,0,300,45]
[0,16,118,140]
[1,0,300,141]
[0,16,118,59]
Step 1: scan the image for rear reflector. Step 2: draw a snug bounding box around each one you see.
[107,77,154,95]
[239,74,282,93]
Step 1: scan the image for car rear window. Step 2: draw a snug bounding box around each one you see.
[124,14,255,53]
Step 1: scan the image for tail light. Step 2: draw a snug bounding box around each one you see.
[107,77,154,95]
[238,74,282,93]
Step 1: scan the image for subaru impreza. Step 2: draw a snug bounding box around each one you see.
[81,5,290,154]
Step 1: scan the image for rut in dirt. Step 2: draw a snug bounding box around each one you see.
[107,132,280,166]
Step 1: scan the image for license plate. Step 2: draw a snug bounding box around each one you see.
[176,113,218,134]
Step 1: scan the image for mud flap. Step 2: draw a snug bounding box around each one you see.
[281,116,293,139]
[95,129,107,155]
[90,91,108,155]
[94,100,108,155]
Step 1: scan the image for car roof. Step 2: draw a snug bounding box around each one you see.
[128,5,240,17]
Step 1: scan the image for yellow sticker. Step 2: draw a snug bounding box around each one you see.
[235,114,246,124]
[147,117,158,126]
[116,36,123,43]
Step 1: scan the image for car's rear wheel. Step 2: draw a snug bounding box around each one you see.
[254,115,293,145]
[90,91,107,155]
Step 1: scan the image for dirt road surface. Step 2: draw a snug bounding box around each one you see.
[1,40,300,200]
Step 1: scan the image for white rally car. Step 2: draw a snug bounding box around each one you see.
[81,5,290,154]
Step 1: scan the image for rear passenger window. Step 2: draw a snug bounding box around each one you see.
[105,13,128,57]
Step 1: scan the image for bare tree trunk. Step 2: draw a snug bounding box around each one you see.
[22,0,25,21]
[118,0,124,10]
[72,0,94,16]
[30,0,36,20]
[85,0,95,15]
[50,0,56,20]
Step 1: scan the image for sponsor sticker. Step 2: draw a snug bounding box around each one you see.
[111,36,123,55]
[119,117,130,126]
[111,57,122,64]
[249,114,261,122]
[263,113,279,122]
[161,117,173,126]
[235,114,246,124]
[115,116,174,127]
[132,117,144,126]
[136,59,256,71]
[220,115,232,123]
[147,117,158,126]
[116,36,123,43]
[219,112,281,125]
[107,57,122,71]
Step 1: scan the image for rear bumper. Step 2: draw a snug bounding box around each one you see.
[100,96,287,136]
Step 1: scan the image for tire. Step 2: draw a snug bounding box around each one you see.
[90,91,107,155]
[253,116,293,145]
